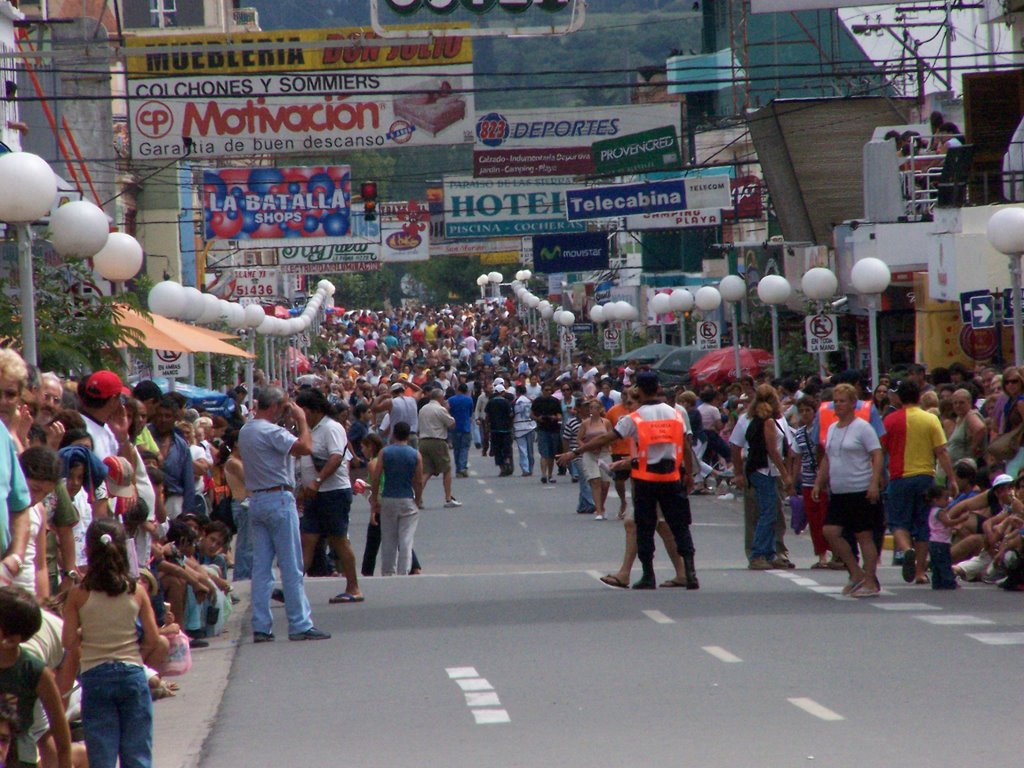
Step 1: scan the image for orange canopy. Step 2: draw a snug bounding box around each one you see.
[114,305,254,359]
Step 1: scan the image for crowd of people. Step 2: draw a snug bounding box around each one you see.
[2,293,1024,766]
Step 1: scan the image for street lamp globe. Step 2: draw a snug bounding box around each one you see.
[540,304,554,320]
[525,294,541,309]
[987,207,1024,255]
[243,303,267,329]
[649,292,672,315]
[227,303,248,329]
[802,267,838,300]
[556,311,575,327]
[178,287,206,321]
[520,270,531,280]
[669,288,694,312]
[618,302,639,321]
[148,281,184,318]
[487,271,503,284]
[93,233,143,283]
[196,292,222,324]
[850,257,892,295]
[757,274,792,305]
[50,200,110,258]
[694,286,722,311]
[0,152,57,223]
[719,275,746,302]
[589,304,605,324]
[476,275,489,287]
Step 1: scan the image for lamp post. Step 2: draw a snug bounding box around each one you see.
[694,286,722,359]
[757,274,792,379]
[0,153,58,365]
[649,291,672,344]
[850,257,892,389]
[719,275,746,380]
[476,274,489,300]
[669,288,694,345]
[556,309,575,370]
[801,267,839,377]
[487,271,503,300]
[986,207,1024,365]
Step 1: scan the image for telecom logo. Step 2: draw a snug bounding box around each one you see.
[136,101,174,139]
[475,112,510,148]
[539,245,561,261]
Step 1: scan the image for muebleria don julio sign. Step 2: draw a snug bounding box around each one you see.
[125,27,474,159]
[278,244,380,274]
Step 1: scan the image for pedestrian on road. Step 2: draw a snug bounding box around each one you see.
[560,372,698,590]
[513,384,537,477]
[532,383,563,484]
[359,432,422,577]
[448,383,474,477]
[418,389,461,507]
[485,384,514,476]
[238,386,330,643]
[577,399,613,521]
[370,421,424,576]
[373,381,421,447]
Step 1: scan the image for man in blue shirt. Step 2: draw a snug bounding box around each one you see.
[447,384,474,478]
[147,395,198,520]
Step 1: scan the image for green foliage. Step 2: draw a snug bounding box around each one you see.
[406,256,487,304]
[0,259,146,373]
[330,269,398,309]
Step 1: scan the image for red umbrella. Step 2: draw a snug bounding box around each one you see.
[689,346,774,386]
[286,347,310,374]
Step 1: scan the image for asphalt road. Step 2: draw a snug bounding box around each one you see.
[199,453,1024,767]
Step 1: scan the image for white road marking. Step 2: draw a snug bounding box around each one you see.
[702,646,742,663]
[967,632,1024,645]
[808,586,845,594]
[791,577,818,586]
[456,678,494,692]
[472,709,511,724]
[505,508,515,514]
[465,691,501,707]
[446,667,479,679]
[787,697,845,721]
[495,499,504,504]
[484,489,494,495]
[773,572,801,579]
[518,521,528,529]
[872,603,940,611]
[642,610,675,624]
[476,479,486,485]
[915,615,995,626]
[585,570,605,581]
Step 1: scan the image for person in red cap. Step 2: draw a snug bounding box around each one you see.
[77,371,130,463]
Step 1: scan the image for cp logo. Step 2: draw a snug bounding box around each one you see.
[136,101,174,139]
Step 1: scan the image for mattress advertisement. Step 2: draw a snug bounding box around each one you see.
[126,27,474,159]
[203,166,351,246]
[472,104,681,178]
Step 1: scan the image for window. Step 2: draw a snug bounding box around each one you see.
[149,0,176,28]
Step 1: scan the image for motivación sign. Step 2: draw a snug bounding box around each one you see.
[203,166,350,246]
[531,232,609,274]
[565,178,688,222]
[473,104,680,178]
[591,125,681,176]
[125,27,474,159]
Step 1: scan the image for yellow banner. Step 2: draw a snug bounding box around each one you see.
[126,25,472,78]
[480,251,521,265]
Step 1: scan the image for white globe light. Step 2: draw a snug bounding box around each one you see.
[227,303,248,329]
[557,311,575,327]
[148,281,184,317]
[602,302,622,321]
[618,302,639,321]
[0,152,57,223]
[757,274,792,305]
[719,274,746,302]
[196,293,222,324]
[802,267,838,300]
[525,294,541,308]
[650,292,672,315]
[521,270,531,280]
[515,286,527,299]
[476,275,489,287]
[694,286,722,311]
[670,288,694,312]
[50,201,110,258]
[537,300,551,312]
[243,303,266,328]
[515,270,527,281]
[324,282,336,296]
[987,207,1024,255]
[93,232,143,282]
[317,279,333,292]
[256,316,276,335]
[589,304,605,324]
[540,305,554,320]
[216,299,233,322]
[487,271,503,284]
[298,315,311,330]
[850,257,892,295]
[178,287,205,321]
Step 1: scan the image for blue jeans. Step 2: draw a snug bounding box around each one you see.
[249,490,313,636]
[81,662,152,768]
[515,430,536,474]
[886,474,933,542]
[232,500,252,581]
[929,541,957,589]
[451,430,471,474]
[749,472,779,561]
[576,460,595,512]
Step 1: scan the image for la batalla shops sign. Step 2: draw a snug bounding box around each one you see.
[125,27,474,160]
[385,0,570,13]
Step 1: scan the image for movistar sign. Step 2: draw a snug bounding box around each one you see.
[531,232,609,274]
[386,0,570,14]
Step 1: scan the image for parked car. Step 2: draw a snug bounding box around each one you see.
[651,347,705,387]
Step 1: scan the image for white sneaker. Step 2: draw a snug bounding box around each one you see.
[717,492,735,501]
[956,551,993,582]
[444,498,463,508]
[593,514,605,520]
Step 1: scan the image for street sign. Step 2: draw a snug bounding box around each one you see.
[602,327,620,350]
[559,326,576,350]
[969,294,995,330]
[805,313,838,353]
[571,322,594,336]
[591,125,681,176]
[959,289,990,324]
[232,268,278,306]
[1003,288,1024,320]
[697,320,721,351]
[152,350,190,379]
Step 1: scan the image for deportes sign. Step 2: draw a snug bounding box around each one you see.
[443,176,585,238]
[203,166,351,245]
[472,104,680,178]
[126,27,474,160]
[531,232,609,274]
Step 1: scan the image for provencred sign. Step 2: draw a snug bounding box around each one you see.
[591,125,681,176]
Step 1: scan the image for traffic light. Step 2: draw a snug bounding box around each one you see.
[361,180,378,222]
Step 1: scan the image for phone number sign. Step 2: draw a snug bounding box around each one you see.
[233,268,278,304]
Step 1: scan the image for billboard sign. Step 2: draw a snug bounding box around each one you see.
[278,243,381,274]
[231,267,279,304]
[443,176,586,238]
[126,28,474,159]
[591,125,681,176]
[473,104,680,177]
[625,208,722,230]
[565,178,688,222]
[203,166,351,246]
[380,200,431,262]
[531,232,609,274]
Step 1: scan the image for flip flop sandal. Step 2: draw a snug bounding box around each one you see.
[841,579,864,596]
[599,574,629,589]
[810,562,830,570]
[660,578,689,588]
[329,593,366,604]
[851,585,881,598]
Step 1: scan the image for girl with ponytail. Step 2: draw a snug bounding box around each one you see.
[62,519,166,768]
